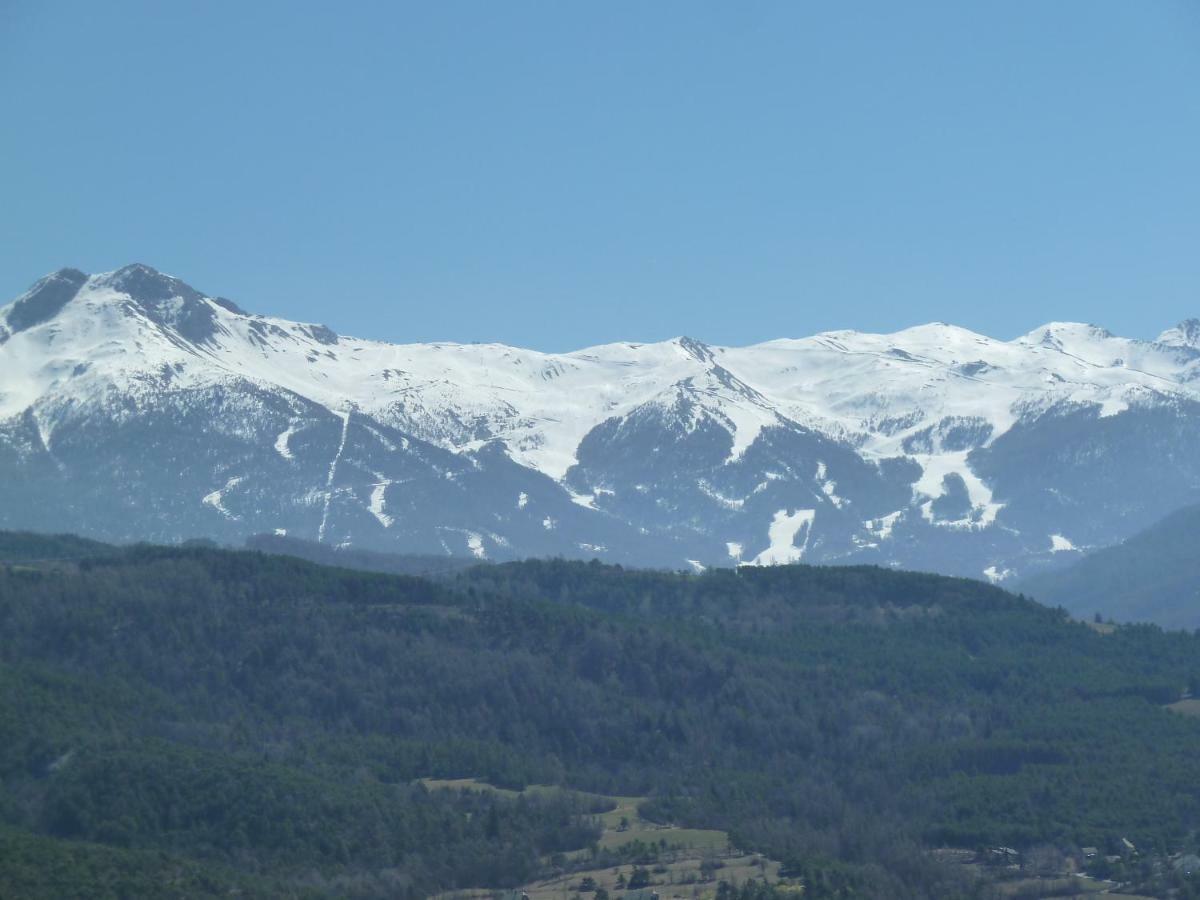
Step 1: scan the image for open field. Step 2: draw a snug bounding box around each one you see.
[420,778,730,854]
[436,852,782,900]
[423,778,779,900]
[515,852,782,900]
[990,874,1107,896]
[590,794,728,853]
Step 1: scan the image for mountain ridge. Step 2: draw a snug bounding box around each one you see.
[1017,501,1200,630]
[3,263,1199,582]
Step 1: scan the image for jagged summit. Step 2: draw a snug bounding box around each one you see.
[3,267,89,334]
[0,265,344,352]
[2,264,213,337]
[96,264,226,346]
[96,263,204,303]
[1014,322,1116,348]
[93,263,248,317]
[1158,318,1200,350]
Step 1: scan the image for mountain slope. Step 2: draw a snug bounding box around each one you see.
[1018,502,1200,629]
[3,263,1200,580]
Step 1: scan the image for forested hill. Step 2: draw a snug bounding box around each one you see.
[1017,501,1200,630]
[244,532,481,577]
[4,536,1200,898]
[0,530,115,562]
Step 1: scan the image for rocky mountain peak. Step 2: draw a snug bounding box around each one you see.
[99,263,203,304]
[1157,318,1200,350]
[3,268,89,334]
[92,264,228,346]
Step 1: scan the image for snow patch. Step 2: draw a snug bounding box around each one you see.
[983,565,1014,583]
[568,489,597,509]
[274,422,300,460]
[1049,533,1075,552]
[864,511,902,540]
[202,476,244,519]
[466,532,486,559]
[368,475,394,528]
[816,460,845,508]
[912,451,1003,529]
[720,402,773,464]
[32,410,55,453]
[699,480,745,510]
[318,409,351,543]
[748,509,816,565]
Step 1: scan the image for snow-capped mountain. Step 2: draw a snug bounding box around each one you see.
[3,263,1200,581]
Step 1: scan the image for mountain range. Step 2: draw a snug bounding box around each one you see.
[3,263,1200,582]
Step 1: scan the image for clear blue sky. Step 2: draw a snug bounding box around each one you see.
[2,1,1198,350]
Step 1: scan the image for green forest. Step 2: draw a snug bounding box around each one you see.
[3,534,1200,898]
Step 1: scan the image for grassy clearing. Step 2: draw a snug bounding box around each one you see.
[515,852,781,900]
[420,776,524,798]
[422,777,771,900]
[590,794,728,853]
[991,874,1108,896]
[419,778,729,854]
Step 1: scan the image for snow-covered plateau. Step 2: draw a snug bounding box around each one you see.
[3,263,1200,581]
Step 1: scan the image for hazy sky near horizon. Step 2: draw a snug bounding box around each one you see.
[2,1,1198,351]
